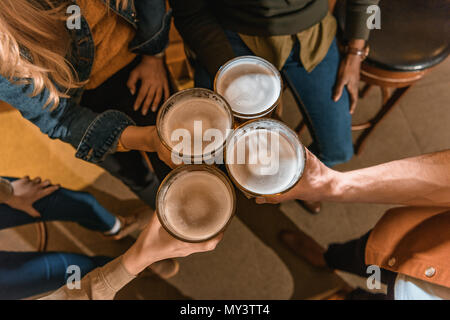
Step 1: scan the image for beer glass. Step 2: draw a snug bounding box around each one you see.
[214,56,282,122]
[156,165,236,243]
[157,88,234,165]
[225,118,305,197]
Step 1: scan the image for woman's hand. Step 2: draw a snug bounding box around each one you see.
[333,40,365,114]
[127,55,170,115]
[122,213,223,275]
[119,126,176,168]
[4,177,59,218]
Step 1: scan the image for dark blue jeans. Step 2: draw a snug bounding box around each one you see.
[0,178,114,300]
[194,31,354,167]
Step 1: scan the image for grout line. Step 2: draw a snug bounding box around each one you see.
[52,222,96,256]
[397,93,427,155]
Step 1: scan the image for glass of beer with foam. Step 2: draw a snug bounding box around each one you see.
[214,56,282,122]
[156,165,236,242]
[225,118,305,198]
[157,88,234,165]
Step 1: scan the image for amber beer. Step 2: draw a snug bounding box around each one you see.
[157,88,234,164]
[156,165,236,242]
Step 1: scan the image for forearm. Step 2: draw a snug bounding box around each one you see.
[119,125,157,152]
[40,240,151,300]
[41,256,136,300]
[345,0,380,40]
[348,39,365,49]
[327,151,450,206]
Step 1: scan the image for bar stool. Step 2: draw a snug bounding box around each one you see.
[344,0,449,154]
[294,0,449,155]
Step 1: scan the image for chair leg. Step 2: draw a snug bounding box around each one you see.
[359,83,373,99]
[35,222,48,252]
[295,120,307,136]
[354,85,411,155]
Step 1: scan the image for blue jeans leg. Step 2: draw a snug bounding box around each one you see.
[0,251,111,299]
[281,39,354,167]
[193,31,353,167]
[0,178,117,233]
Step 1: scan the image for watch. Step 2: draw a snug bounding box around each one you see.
[344,45,370,60]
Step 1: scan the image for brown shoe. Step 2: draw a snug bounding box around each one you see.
[105,207,153,241]
[279,229,329,269]
[295,199,321,214]
[140,259,180,279]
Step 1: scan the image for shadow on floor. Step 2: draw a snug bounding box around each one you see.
[234,192,345,299]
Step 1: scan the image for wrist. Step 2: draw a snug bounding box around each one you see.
[142,54,164,64]
[120,126,157,152]
[324,170,346,201]
[347,39,366,50]
[122,243,156,276]
[344,40,369,61]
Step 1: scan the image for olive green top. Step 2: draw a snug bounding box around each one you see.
[170,0,379,76]
[239,12,337,72]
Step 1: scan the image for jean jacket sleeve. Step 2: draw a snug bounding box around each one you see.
[129,0,172,56]
[0,75,135,164]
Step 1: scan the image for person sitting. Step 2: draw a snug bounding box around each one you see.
[0,176,177,299]
[40,214,222,300]
[169,0,379,213]
[256,149,450,299]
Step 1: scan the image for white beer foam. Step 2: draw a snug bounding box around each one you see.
[228,129,302,195]
[216,57,281,115]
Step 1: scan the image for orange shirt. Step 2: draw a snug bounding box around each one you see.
[78,0,137,90]
[366,206,450,288]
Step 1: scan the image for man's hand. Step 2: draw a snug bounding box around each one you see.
[255,149,339,205]
[4,177,60,218]
[333,40,365,114]
[122,214,223,275]
[127,55,170,115]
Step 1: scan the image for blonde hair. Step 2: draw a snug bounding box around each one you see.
[0,0,128,109]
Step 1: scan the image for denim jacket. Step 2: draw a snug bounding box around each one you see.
[0,0,172,163]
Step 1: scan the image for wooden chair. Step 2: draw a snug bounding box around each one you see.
[294,0,449,155]
[35,222,48,252]
[339,0,449,154]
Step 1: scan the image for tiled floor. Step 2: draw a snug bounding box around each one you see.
[0,58,448,300]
